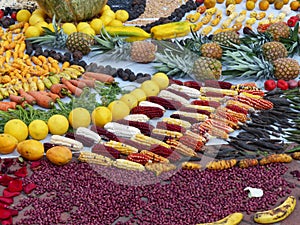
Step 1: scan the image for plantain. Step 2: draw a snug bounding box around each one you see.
[63,67,82,78]
[196,212,243,225]
[253,196,296,224]
[69,65,85,73]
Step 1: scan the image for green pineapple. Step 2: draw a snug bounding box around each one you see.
[266,21,291,41]
[212,30,241,47]
[262,41,288,62]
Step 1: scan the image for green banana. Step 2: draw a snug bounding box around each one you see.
[196,212,243,225]
[254,196,296,224]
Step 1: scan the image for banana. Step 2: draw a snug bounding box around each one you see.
[253,196,296,224]
[196,212,243,225]
[70,65,85,73]
[62,68,82,79]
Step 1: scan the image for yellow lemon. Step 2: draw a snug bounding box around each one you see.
[62,22,77,35]
[108,100,130,121]
[80,27,96,36]
[130,88,147,102]
[91,106,112,127]
[4,119,28,142]
[28,120,49,140]
[34,21,49,34]
[151,72,169,90]
[68,107,91,129]
[100,4,111,14]
[47,115,69,135]
[90,18,103,34]
[108,19,123,26]
[16,9,31,22]
[29,14,45,26]
[77,22,91,32]
[120,93,138,110]
[32,8,46,17]
[102,9,115,19]
[115,10,129,23]
[141,80,160,97]
[100,15,114,26]
[25,26,41,38]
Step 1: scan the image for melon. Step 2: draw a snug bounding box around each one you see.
[35,0,108,22]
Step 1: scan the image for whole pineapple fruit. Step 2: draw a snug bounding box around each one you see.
[130,41,157,63]
[262,41,288,62]
[273,58,300,80]
[212,31,241,47]
[191,57,222,80]
[200,42,223,59]
[66,32,95,55]
[266,22,290,41]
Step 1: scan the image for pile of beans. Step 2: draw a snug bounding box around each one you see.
[14,160,295,225]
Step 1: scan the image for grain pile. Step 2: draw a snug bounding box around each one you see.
[0,0,37,9]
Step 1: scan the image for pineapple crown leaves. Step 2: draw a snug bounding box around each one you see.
[280,22,300,57]
[241,27,274,47]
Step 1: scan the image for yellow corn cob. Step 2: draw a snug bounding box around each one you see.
[188,12,201,23]
[228,12,238,20]
[200,87,238,96]
[206,7,217,15]
[226,100,255,111]
[172,111,208,121]
[226,4,235,16]
[239,92,262,99]
[162,118,192,129]
[37,79,45,91]
[201,15,212,25]
[131,134,170,149]
[198,96,225,102]
[181,162,201,170]
[145,162,176,176]
[211,18,221,26]
[152,128,183,139]
[206,159,237,170]
[239,10,247,16]
[210,127,230,139]
[201,26,213,36]
[236,14,246,23]
[268,13,274,21]
[256,12,266,20]
[78,151,113,166]
[113,159,145,171]
[140,150,170,163]
[221,18,232,29]
[104,140,138,155]
[185,104,216,113]
[258,19,269,25]
[232,22,243,31]
[185,130,207,143]
[166,139,198,157]
[193,21,203,32]
[276,13,286,21]
[250,11,257,18]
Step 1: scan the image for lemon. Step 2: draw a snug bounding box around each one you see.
[32,8,46,17]
[120,93,138,110]
[29,14,45,26]
[100,15,114,26]
[25,26,41,38]
[34,21,48,34]
[77,22,91,32]
[16,9,31,22]
[91,106,112,127]
[28,120,49,140]
[115,10,129,23]
[108,19,123,26]
[4,119,28,142]
[100,4,111,13]
[80,27,96,36]
[141,80,160,97]
[108,100,130,121]
[130,88,147,102]
[151,72,169,90]
[62,22,77,35]
[102,9,115,19]
[47,115,69,135]
[68,107,91,129]
[90,18,103,34]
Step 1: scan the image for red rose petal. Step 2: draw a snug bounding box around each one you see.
[23,183,37,194]
[0,197,13,205]
[7,180,22,193]
[7,209,18,217]
[0,203,9,208]
[30,161,41,169]
[0,208,11,219]
[1,216,13,225]
[0,175,14,187]
[14,167,27,178]
[3,189,20,198]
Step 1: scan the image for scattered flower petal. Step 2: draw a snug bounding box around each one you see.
[14,167,27,178]
[2,189,20,198]
[7,180,22,193]
[23,183,37,194]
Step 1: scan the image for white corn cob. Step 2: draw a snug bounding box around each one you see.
[131,133,171,149]
[169,84,201,98]
[124,114,150,122]
[276,13,286,21]
[113,159,145,171]
[139,101,165,111]
[185,104,216,113]
[282,5,291,15]
[162,118,192,129]
[50,135,83,151]
[75,127,101,143]
[236,14,246,23]
[200,87,238,96]
[104,122,141,139]
[158,90,190,105]
[78,151,113,166]
[152,128,183,139]
[172,111,208,121]
[258,19,270,25]
[201,26,213,36]
[226,4,235,16]
[228,12,238,20]
[221,18,232,29]
[199,96,225,102]
[267,13,274,21]
[105,140,138,155]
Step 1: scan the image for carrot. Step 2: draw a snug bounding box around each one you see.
[9,94,25,104]
[50,83,70,98]
[83,72,115,83]
[27,91,54,109]
[61,77,83,97]
[0,102,17,111]
[19,89,36,105]
[46,92,60,102]
[81,76,96,88]
[69,79,87,89]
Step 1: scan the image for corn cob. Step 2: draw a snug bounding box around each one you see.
[226,100,254,112]
[226,4,235,16]
[130,106,164,119]
[169,83,201,99]
[149,144,181,162]
[210,126,230,139]
[214,109,240,125]
[185,130,209,143]
[147,96,182,110]
[171,111,208,122]
[116,119,154,136]
[117,137,150,151]
[185,104,216,113]
[104,122,141,139]
[235,96,273,110]
[65,132,95,147]
[92,143,120,159]
[152,128,183,140]
[163,118,192,129]
[78,151,113,166]
[166,88,190,100]
[181,162,201,170]
[75,127,101,143]
[191,99,221,108]
[127,153,152,165]
[123,114,150,122]
[179,106,211,116]
[256,12,266,20]
[139,100,166,111]
[216,107,248,123]
[201,14,212,25]
[201,26,213,36]
[239,92,262,99]
[221,18,232,29]
[179,135,204,152]
[131,133,170,149]
[187,12,201,23]
[238,89,265,97]
[206,7,217,15]
[200,87,238,96]
[239,158,259,168]
[104,140,139,155]
[232,22,243,31]
[229,12,239,20]
[246,18,256,27]
[156,121,187,134]
[167,139,198,157]
[183,80,202,90]
[259,154,293,165]
[91,125,120,141]
[145,162,177,176]
[291,152,300,160]
[204,80,233,89]
[206,159,237,170]
[140,150,170,163]
[225,105,248,115]
[113,159,145,171]
[209,114,239,129]
[205,119,234,133]
[198,96,225,102]
[158,90,190,105]
[170,114,200,125]
[50,135,83,151]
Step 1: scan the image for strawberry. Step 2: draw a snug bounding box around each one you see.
[277,79,289,90]
[264,79,276,91]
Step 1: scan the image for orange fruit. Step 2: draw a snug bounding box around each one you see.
[226,0,236,7]
[259,0,270,10]
[282,0,289,4]
[290,0,300,10]
[246,0,256,10]
[274,0,284,8]
[216,0,225,3]
[267,0,275,3]
[204,0,217,8]
[235,0,243,3]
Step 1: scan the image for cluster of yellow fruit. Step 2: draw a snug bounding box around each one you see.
[16,5,129,38]
[245,0,291,11]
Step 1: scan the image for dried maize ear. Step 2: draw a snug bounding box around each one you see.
[145,162,177,176]
[163,118,192,129]
[78,151,113,166]
[127,153,152,165]
[140,150,170,163]
[211,18,221,26]
[152,128,183,140]
[104,122,141,139]
[226,4,235,16]
[117,119,154,136]
[124,114,150,122]
[92,144,120,159]
[113,159,145,171]
[239,158,259,168]
[206,159,237,170]
[201,26,213,36]
[169,84,200,98]
[167,139,198,157]
[158,90,190,105]
[147,96,182,110]
[181,162,201,170]
[256,12,266,20]
[259,154,293,165]
[139,100,166,111]
[171,111,208,122]
[104,140,138,155]
[201,15,212,25]
[131,133,170,149]
[228,12,238,20]
[291,152,300,160]
[236,14,246,23]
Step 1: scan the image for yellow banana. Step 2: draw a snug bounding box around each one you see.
[253,196,296,224]
[196,212,243,225]
[63,67,82,78]
[69,65,85,73]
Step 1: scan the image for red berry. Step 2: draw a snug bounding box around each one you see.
[277,79,289,90]
[10,11,17,20]
[0,10,4,19]
[264,79,276,91]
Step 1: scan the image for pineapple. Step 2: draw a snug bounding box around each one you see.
[200,42,223,59]
[128,41,157,63]
[212,31,241,47]
[266,22,291,41]
[154,41,222,81]
[65,32,94,55]
[273,58,300,81]
[262,41,287,62]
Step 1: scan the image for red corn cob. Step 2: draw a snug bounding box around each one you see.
[156,121,187,133]
[226,105,248,115]
[210,114,239,129]
[204,80,232,89]
[149,144,181,162]
[191,100,221,108]
[166,88,191,100]
[117,138,150,151]
[90,125,120,141]
[117,119,154,136]
[238,89,265,97]
[127,153,151,165]
[179,135,204,152]
[203,91,225,98]
[150,133,172,142]
[169,79,183,85]
[191,123,210,136]
[178,106,211,116]
[215,109,240,124]
[235,96,273,110]
[130,106,164,119]
[170,114,199,125]
[183,80,202,89]
[92,144,120,159]
[147,96,182,110]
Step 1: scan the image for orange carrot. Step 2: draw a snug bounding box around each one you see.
[50,83,70,98]
[19,89,36,105]
[27,91,54,109]
[81,76,96,88]
[61,77,83,97]
[69,79,87,89]
[9,94,25,104]
[46,92,60,102]
[0,102,17,111]
[83,72,115,83]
